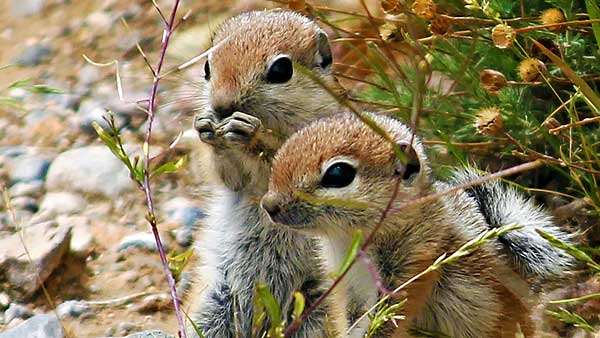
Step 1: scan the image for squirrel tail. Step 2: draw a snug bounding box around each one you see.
[450,167,574,280]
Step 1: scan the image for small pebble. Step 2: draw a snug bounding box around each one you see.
[56,300,91,319]
[39,191,85,215]
[118,232,167,253]
[13,43,53,66]
[8,180,44,198]
[3,303,33,324]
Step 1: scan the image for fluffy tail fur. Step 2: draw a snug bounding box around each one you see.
[450,167,574,280]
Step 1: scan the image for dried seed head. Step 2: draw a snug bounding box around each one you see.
[381,0,405,15]
[411,0,436,20]
[491,24,516,49]
[518,58,547,82]
[429,15,450,35]
[543,117,562,134]
[379,21,401,41]
[480,69,507,95]
[475,107,504,136]
[541,8,566,32]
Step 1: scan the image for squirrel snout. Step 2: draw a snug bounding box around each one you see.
[261,193,282,220]
[212,103,236,120]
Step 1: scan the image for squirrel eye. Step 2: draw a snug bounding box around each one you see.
[204,60,210,80]
[266,56,293,83]
[321,162,356,188]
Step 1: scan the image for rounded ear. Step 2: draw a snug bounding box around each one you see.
[394,142,422,180]
[315,30,333,69]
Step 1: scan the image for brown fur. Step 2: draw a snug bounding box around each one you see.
[264,112,537,338]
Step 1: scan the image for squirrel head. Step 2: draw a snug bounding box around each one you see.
[202,10,342,136]
[262,112,432,235]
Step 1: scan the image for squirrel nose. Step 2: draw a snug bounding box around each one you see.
[213,104,235,120]
[261,193,282,219]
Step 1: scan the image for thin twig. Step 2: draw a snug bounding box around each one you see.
[142,1,187,337]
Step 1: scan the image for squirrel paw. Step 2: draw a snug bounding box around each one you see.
[216,112,262,145]
[194,112,218,144]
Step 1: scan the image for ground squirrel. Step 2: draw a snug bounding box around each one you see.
[262,112,573,338]
[189,10,344,338]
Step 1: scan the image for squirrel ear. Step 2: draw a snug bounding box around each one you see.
[316,30,332,69]
[394,142,421,180]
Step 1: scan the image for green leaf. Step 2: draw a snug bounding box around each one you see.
[536,229,600,272]
[546,308,596,332]
[586,0,600,51]
[531,38,600,111]
[335,230,363,279]
[151,155,187,179]
[255,283,283,337]
[292,291,305,320]
[29,84,63,94]
[183,309,206,338]
[8,79,32,89]
[167,249,194,280]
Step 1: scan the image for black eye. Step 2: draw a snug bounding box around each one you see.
[266,56,293,83]
[321,162,356,188]
[204,60,210,80]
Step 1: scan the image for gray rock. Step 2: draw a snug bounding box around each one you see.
[0,221,71,297]
[3,303,33,324]
[10,196,38,212]
[10,0,45,17]
[8,154,51,183]
[0,314,64,338]
[24,109,52,125]
[0,293,10,311]
[59,216,94,256]
[45,145,134,198]
[78,65,101,87]
[39,192,85,215]
[8,180,44,198]
[122,330,175,338]
[162,197,204,228]
[13,44,53,66]
[174,226,194,247]
[76,98,125,135]
[118,232,166,252]
[117,322,138,335]
[55,300,91,319]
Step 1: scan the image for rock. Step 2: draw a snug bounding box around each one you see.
[129,293,170,313]
[0,293,10,311]
[13,43,53,66]
[39,192,85,215]
[56,300,91,319]
[10,0,45,17]
[58,216,94,256]
[45,146,134,198]
[122,330,175,338]
[8,180,44,198]
[10,196,38,212]
[3,303,33,324]
[174,227,194,247]
[0,314,64,338]
[76,98,125,135]
[78,64,101,87]
[118,232,167,253]
[117,322,138,336]
[0,221,71,297]
[85,11,114,34]
[8,154,51,183]
[162,197,204,228]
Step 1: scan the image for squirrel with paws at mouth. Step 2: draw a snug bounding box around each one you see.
[262,112,573,338]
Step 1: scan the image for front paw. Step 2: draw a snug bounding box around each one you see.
[194,113,217,144]
[216,112,262,145]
